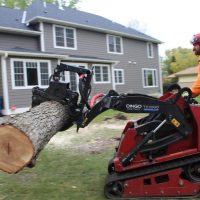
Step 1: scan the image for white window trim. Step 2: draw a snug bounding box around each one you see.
[114,69,124,85]
[93,64,111,84]
[106,34,123,55]
[142,68,158,88]
[53,24,77,50]
[147,42,154,58]
[11,58,51,89]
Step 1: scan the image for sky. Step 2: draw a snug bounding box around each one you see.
[77,0,200,57]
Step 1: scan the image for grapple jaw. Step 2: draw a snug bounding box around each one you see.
[31,63,92,131]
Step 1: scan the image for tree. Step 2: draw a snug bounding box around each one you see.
[0,101,71,173]
[0,0,80,9]
[163,47,198,75]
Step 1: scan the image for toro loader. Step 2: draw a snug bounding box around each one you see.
[32,63,200,198]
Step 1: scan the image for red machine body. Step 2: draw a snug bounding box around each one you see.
[105,91,200,198]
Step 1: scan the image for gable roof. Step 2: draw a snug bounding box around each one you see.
[0,0,161,43]
[168,66,198,78]
[25,0,161,43]
[0,6,40,35]
[0,7,28,30]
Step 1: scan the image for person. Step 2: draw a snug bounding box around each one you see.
[191,33,200,97]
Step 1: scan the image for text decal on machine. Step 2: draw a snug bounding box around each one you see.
[126,104,159,111]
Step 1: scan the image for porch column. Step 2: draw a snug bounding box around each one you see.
[1,53,9,115]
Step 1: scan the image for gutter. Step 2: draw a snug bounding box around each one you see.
[0,26,41,36]
[0,50,68,59]
[66,56,118,64]
[26,16,162,44]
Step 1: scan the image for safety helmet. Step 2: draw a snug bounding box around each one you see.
[191,33,200,45]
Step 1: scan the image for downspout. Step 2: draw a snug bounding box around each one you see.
[1,52,9,115]
[158,56,163,95]
[111,64,116,90]
[39,21,45,52]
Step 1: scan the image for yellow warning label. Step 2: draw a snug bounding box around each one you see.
[83,117,88,124]
[171,118,180,127]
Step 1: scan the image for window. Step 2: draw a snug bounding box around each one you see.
[61,63,88,91]
[93,65,111,83]
[147,42,154,58]
[142,68,158,87]
[114,69,124,84]
[107,35,123,54]
[54,25,76,49]
[12,59,50,89]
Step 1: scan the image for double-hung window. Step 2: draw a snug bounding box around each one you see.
[93,65,111,83]
[12,59,50,89]
[147,42,154,58]
[107,35,123,54]
[54,25,76,49]
[114,69,124,84]
[142,68,158,87]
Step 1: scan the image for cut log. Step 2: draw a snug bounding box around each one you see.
[0,101,71,173]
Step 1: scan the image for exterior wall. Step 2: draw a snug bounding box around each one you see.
[0,32,40,51]
[6,56,58,110]
[0,22,161,114]
[178,75,196,88]
[43,23,161,95]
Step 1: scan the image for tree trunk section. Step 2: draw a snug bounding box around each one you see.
[0,101,71,173]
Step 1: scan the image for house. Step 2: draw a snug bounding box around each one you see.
[0,0,162,115]
[168,66,198,88]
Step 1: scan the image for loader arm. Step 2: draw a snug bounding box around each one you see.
[79,88,192,137]
[32,63,192,138]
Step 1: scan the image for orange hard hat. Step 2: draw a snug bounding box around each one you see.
[191,33,200,45]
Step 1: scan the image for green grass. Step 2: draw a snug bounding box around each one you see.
[92,109,146,123]
[195,95,200,103]
[0,149,114,200]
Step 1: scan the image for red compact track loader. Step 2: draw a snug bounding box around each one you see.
[32,63,200,198]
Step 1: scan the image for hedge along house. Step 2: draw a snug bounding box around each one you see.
[0,0,162,115]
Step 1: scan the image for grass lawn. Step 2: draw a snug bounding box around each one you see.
[0,148,114,200]
[0,110,143,200]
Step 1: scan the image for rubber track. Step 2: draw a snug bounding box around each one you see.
[106,154,200,184]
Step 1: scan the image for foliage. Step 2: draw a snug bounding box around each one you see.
[163,47,198,75]
[67,0,79,9]
[0,0,80,9]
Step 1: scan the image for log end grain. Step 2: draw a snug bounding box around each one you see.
[0,125,34,173]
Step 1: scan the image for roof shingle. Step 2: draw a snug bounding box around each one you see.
[0,0,161,43]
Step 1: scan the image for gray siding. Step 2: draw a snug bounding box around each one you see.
[0,33,40,51]
[43,22,161,95]
[7,56,58,108]
[0,57,2,97]
[87,63,113,96]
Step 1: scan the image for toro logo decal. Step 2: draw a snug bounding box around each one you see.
[126,104,142,110]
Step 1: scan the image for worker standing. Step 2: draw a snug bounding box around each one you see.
[191,33,200,97]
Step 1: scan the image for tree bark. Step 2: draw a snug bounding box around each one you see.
[0,101,71,173]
